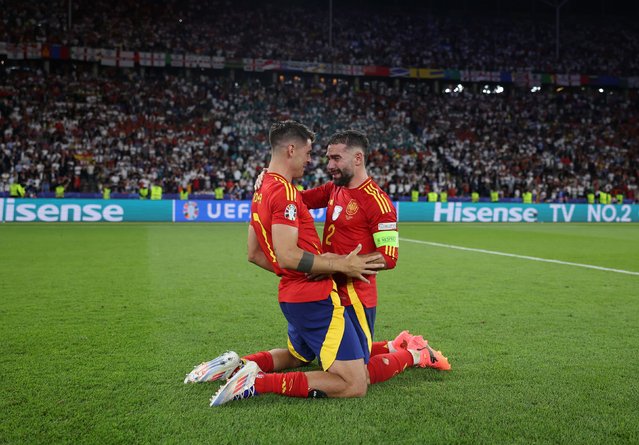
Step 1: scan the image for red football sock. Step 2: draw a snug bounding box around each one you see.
[367,350,414,385]
[242,351,274,372]
[254,372,309,398]
[371,340,390,356]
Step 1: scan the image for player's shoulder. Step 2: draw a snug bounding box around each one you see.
[366,178,392,199]
[265,173,298,202]
[357,178,394,214]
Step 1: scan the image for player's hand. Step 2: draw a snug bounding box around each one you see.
[307,252,338,280]
[254,169,267,191]
[342,244,384,284]
[360,252,387,267]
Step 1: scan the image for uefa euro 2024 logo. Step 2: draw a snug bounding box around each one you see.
[183,201,199,220]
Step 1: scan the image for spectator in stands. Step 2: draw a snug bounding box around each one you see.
[0,70,637,202]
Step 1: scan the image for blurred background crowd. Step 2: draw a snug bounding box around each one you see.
[3,0,638,74]
[1,0,638,202]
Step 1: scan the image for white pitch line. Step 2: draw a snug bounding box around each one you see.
[401,237,639,276]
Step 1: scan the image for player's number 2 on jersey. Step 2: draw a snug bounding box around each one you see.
[325,224,336,245]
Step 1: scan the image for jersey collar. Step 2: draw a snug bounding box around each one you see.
[267,171,291,184]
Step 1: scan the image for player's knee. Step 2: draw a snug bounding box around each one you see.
[342,375,367,398]
[350,380,368,398]
[327,359,368,397]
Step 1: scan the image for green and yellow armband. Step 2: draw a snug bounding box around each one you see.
[373,231,399,248]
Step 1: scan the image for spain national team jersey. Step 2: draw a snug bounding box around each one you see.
[250,172,334,303]
[301,177,398,308]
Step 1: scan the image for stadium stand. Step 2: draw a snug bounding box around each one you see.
[2,0,638,74]
[0,0,637,202]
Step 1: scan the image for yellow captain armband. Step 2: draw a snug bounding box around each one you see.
[373,231,399,248]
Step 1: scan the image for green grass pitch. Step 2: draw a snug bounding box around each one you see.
[1,222,638,444]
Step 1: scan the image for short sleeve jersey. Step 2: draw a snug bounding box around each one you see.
[250,172,333,303]
[301,177,398,308]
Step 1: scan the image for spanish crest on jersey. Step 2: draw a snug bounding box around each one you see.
[346,199,359,220]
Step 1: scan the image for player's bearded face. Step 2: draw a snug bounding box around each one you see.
[327,143,354,186]
[330,164,354,186]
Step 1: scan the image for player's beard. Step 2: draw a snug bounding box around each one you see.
[331,168,354,187]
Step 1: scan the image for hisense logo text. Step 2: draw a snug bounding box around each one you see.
[434,203,537,223]
[0,199,124,222]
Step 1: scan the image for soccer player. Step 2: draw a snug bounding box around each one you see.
[300,130,451,383]
[185,124,448,404]
[207,120,382,405]
[230,130,450,378]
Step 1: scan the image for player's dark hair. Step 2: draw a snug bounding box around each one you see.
[326,130,369,159]
[269,120,315,150]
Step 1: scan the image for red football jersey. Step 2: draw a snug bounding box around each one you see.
[301,177,398,308]
[250,172,333,303]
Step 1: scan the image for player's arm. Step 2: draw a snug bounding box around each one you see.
[367,198,399,270]
[272,224,383,283]
[370,227,399,270]
[247,225,275,273]
[359,251,390,269]
[300,183,332,209]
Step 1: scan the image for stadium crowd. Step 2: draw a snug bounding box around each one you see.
[2,0,638,76]
[1,69,637,202]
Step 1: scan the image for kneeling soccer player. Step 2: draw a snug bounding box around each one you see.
[187,121,447,406]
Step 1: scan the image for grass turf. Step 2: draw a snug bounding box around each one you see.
[1,222,638,444]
